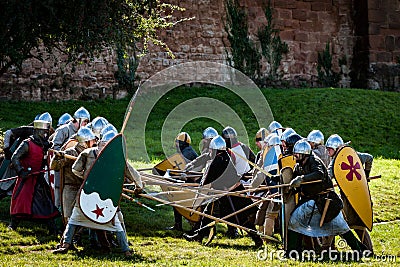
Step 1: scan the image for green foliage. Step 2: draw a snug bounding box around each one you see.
[115,45,139,94]
[317,42,340,87]
[224,0,261,80]
[256,0,288,85]
[0,0,185,76]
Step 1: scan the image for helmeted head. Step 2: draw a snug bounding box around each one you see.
[91,117,109,139]
[57,113,73,127]
[307,130,324,149]
[221,126,237,148]
[209,135,226,159]
[100,124,118,139]
[38,112,53,127]
[285,133,302,155]
[255,128,268,149]
[325,134,344,157]
[98,130,117,151]
[200,127,218,153]
[176,132,191,144]
[202,127,218,140]
[267,133,281,147]
[175,132,191,153]
[33,120,51,142]
[268,121,282,134]
[293,139,312,163]
[76,127,96,148]
[73,107,90,128]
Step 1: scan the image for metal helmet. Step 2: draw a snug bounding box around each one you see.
[100,124,118,139]
[285,133,303,148]
[101,130,117,143]
[76,127,96,143]
[293,139,312,155]
[280,128,296,142]
[57,113,73,127]
[268,121,282,133]
[325,134,344,151]
[38,112,52,126]
[307,130,324,146]
[221,126,237,139]
[268,134,281,146]
[209,135,226,150]
[175,132,191,144]
[91,117,109,138]
[255,128,268,142]
[33,120,51,130]
[73,107,90,121]
[202,127,218,140]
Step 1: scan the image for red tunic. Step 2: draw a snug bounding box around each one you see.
[10,140,59,219]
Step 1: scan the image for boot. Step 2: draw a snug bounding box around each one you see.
[226,226,239,239]
[52,243,71,254]
[165,223,183,231]
[166,209,183,231]
[286,230,302,260]
[182,232,202,242]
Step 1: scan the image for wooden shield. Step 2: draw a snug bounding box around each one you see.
[159,183,201,222]
[78,134,126,224]
[332,146,373,231]
[153,153,186,176]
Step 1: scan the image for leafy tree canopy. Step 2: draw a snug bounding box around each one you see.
[0,0,185,76]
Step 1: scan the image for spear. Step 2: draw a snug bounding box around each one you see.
[137,190,281,243]
[121,192,155,212]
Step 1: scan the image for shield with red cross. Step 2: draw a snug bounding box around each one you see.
[332,146,373,231]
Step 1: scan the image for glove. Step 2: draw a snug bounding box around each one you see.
[19,168,31,179]
[365,169,371,182]
[4,147,12,160]
[289,175,303,188]
[133,187,144,197]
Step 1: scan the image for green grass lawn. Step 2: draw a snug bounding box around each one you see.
[0,87,399,266]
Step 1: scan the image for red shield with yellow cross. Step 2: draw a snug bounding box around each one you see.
[333,146,373,231]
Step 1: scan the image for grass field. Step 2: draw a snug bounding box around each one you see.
[0,87,399,266]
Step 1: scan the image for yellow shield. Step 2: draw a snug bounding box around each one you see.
[278,155,296,171]
[333,146,373,231]
[152,153,187,176]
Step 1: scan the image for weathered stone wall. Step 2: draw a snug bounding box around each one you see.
[367,0,400,90]
[0,0,399,101]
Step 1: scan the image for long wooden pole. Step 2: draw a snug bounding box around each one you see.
[136,190,280,243]
[120,83,141,134]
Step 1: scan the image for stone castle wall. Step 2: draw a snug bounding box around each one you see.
[0,0,399,101]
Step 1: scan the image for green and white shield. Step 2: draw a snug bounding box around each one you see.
[79,134,126,224]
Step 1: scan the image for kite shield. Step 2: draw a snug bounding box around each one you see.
[332,146,373,231]
[79,134,126,224]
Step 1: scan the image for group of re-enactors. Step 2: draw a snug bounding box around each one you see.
[0,107,142,258]
[1,110,374,261]
[167,121,374,260]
